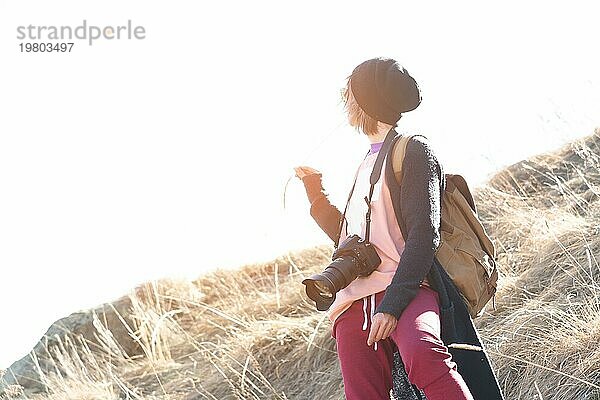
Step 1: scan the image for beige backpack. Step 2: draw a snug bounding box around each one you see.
[391,134,498,318]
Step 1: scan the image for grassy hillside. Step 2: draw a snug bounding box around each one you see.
[2,129,600,400]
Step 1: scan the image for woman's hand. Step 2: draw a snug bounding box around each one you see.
[294,166,326,204]
[294,166,321,180]
[367,312,398,346]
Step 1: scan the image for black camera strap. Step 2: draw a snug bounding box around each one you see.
[336,127,399,247]
[336,151,369,248]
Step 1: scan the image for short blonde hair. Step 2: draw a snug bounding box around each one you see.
[341,77,380,136]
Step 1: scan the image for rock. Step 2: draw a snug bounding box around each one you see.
[0,294,143,395]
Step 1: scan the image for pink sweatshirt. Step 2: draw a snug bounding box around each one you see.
[327,145,408,323]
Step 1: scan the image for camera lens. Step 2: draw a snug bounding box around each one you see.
[313,281,333,298]
[302,235,381,311]
[302,274,337,311]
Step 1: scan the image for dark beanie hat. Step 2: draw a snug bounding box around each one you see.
[349,57,421,125]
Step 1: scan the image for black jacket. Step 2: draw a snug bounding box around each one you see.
[309,134,504,399]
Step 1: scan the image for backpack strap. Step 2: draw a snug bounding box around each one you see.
[446,174,477,212]
[384,133,430,239]
[390,133,429,186]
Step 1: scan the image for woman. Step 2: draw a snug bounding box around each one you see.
[295,57,503,400]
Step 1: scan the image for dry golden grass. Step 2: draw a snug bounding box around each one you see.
[2,129,600,399]
[471,129,600,399]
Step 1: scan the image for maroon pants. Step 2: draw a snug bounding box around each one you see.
[332,286,474,400]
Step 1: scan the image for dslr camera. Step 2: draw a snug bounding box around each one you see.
[302,234,381,311]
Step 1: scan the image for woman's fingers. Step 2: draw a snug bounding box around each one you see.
[368,313,398,345]
[301,166,320,174]
[367,319,383,346]
[367,314,394,345]
[382,320,397,340]
[294,166,308,178]
[293,166,321,179]
[380,321,393,340]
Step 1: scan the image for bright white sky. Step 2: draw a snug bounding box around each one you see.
[0,0,599,369]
